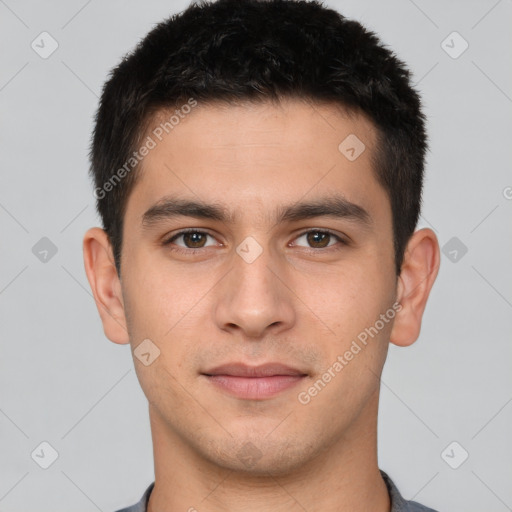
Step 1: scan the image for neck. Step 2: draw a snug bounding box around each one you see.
[147,390,390,512]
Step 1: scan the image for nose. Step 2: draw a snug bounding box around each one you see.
[213,240,296,340]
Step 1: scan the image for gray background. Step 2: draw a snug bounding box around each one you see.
[1,0,511,510]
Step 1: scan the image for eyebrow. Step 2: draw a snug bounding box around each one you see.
[141,194,372,229]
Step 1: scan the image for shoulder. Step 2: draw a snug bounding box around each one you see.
[403,501,440,512]
[114,482,154,512]
[380,470,440,512]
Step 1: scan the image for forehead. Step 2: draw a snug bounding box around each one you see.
[125,98,388,228]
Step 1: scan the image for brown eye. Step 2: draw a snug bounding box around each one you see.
[181,232,208,248]
[306,231,331,248]
[294,230,343,249]
[163,230,216,250]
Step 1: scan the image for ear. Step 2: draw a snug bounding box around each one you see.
[83,227,130,345]
[390,228,440,347]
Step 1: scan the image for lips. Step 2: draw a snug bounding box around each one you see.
[203,362,307,378]
[201,363,307,400]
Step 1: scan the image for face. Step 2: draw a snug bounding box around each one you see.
[99,99,402,474]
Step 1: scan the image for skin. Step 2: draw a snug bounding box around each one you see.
[83,98,440,512]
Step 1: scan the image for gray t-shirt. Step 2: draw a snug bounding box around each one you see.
[114,470,439,511]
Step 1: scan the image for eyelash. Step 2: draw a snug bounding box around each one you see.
[161,228,348,255]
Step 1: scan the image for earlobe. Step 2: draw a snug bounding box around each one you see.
[390,228,440,347]
[83,227,130,345]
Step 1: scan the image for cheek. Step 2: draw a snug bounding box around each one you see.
[297,268,393,417]
[299,261,393,341]
[122,267,199,396]
[123,264,219,387]
[123,253,198,337]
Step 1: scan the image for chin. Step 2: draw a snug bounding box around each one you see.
[200,433,317,477]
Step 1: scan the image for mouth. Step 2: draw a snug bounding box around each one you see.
[201,363,308,400]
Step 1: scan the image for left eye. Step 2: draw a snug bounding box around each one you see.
[292,230,343,249]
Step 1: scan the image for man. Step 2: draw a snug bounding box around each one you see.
[83,0,441,510]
